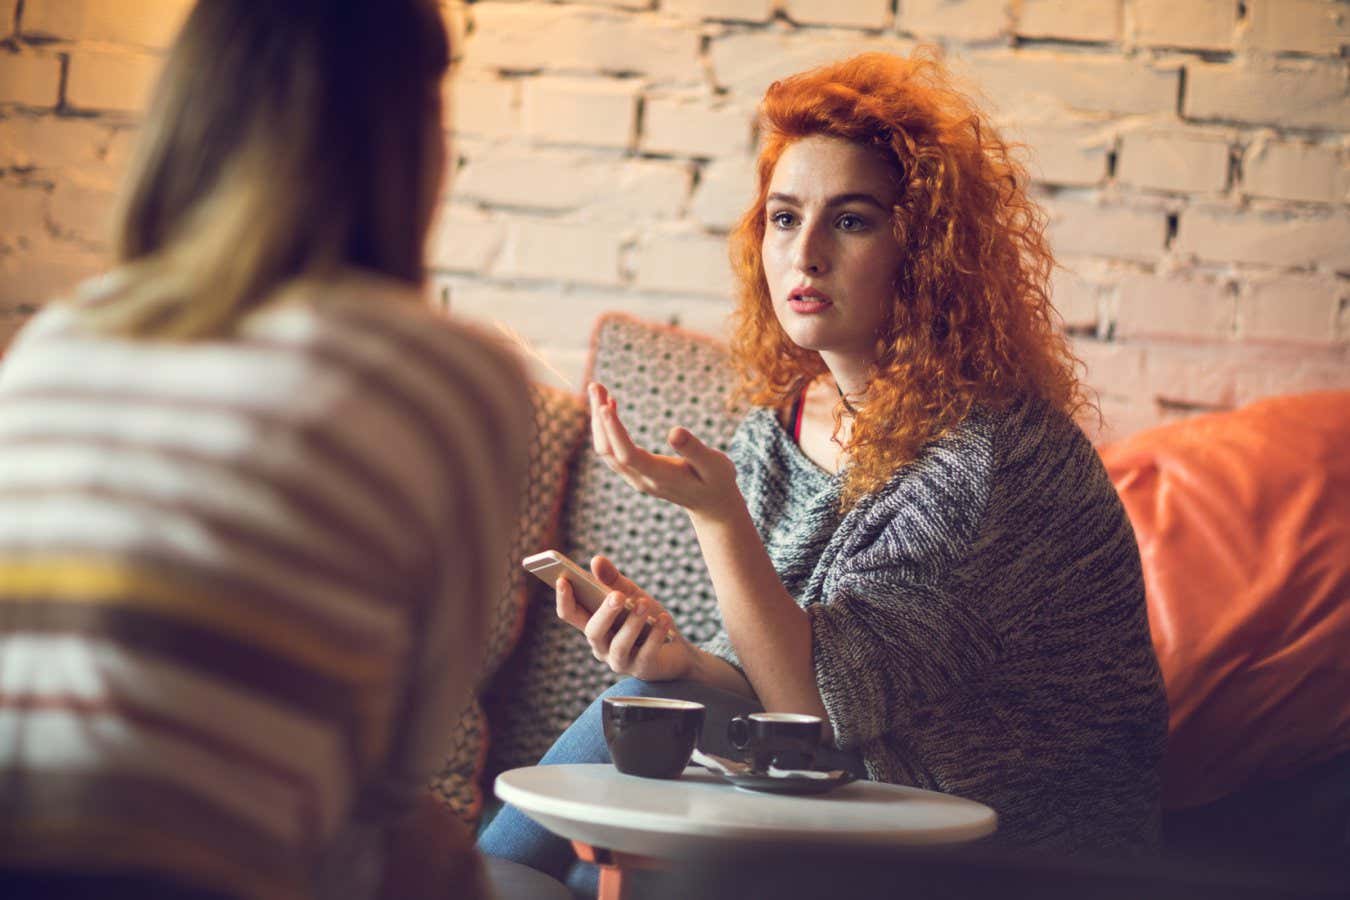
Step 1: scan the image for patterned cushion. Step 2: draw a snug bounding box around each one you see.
[481,313,745,779]
[430,383,588,828]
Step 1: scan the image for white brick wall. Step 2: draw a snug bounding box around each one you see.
[1017,0,1120,43]
[1243,140,1349,205]
[1115,129,1230,195]
[21,0,191,48]
[0,52,62,107]
[2,0,1346,437]
[1131,0,1236,51]
[1243,0,1350,56]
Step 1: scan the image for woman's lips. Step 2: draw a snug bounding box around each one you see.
[787,297,832,314]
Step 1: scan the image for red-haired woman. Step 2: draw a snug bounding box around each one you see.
[481,52,1167,885]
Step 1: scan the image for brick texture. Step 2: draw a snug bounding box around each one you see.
[455,150,688,218]
[0,117,113,171]
[1185,61,1350,131]
[1116,273,1233,340]
[634,231,733,296]
[0,181,48,237]
[21,0,191,47]
[427,206,506,274]
[899,0,1010,42]
[1131,0,1235,50]
[521,77,639,149]
[1049,264,1102,330]
[690,156,756,231]
[1016,0,1120,43]
[1115,130,1230,194]
[1242,140,1348,205]
[1243,0,1350,56]
[710,31,916,99]
[1012,122,1112,187]
[786,0,892,30]
[449,77,518,138]
[47,174,116,243]
[497,219,627,285]
[1238,275,1343,345]
[65,50,160,113]
[0,52,62,107]
[661,0,773,22]
[1175,207,1350,271]
[963,51,1180,117]
[1046,199,1165,262]
[643,96,752,159]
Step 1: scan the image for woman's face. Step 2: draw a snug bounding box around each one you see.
[761,135,904,369]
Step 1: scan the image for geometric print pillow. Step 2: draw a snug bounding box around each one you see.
[480,313,745,781]
[429,382,588,829]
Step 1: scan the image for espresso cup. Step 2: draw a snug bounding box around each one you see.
[727,712,823,772]
[602,697,705,779]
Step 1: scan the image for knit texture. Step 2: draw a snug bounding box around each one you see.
[703,399,1168,854]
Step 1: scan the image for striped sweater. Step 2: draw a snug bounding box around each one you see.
[0,272,531,899]
[704,400,1168,854]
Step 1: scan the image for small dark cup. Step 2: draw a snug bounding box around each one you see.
[602,697,705,779]
[727,712,823,772]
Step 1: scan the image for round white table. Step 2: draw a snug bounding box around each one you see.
[495,764,997,898]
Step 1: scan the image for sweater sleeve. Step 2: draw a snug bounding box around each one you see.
[809,427,1003,750]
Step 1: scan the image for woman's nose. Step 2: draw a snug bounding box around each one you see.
[792,222,829,275]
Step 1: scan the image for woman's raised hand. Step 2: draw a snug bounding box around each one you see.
[588,382,740,521]
[554,554,694,681]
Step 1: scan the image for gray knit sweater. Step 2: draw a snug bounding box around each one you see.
[702,399,1168,854]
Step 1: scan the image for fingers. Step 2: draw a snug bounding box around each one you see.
[554,577,589,631]
[583,590,630,661]
[588,382,612,457]
[606,595,654,665]
[591,554,643,597]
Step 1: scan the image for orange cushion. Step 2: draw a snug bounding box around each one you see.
[1099,391,1350,810]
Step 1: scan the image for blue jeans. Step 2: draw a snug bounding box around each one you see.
[477,678,866,896]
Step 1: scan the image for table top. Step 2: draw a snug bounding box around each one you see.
[495,764,997,860]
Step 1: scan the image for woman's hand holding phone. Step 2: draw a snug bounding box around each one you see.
[554,554,695,682]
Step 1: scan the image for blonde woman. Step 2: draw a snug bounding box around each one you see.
[0,3,530,899]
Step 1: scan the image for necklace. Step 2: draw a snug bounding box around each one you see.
[835,381,859,416]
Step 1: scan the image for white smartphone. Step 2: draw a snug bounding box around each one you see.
[521,550,611,614]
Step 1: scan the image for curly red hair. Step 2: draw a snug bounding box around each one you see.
[729,51,1091,507]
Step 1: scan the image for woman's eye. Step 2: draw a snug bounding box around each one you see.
[836,213,867,232]
[769,210,798,229]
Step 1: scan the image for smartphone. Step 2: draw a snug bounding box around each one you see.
[521,550,611,614]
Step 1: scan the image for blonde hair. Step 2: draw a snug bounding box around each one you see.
[89,0,449,340]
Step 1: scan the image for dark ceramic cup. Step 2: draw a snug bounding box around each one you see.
[727,712,823,772]
[602,697,705,779]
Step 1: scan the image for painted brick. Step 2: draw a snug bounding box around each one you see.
[1140,344,1240,407]
[1012,121,1112,187]
[1238,274,1342,345]
[661,0,773,22]
[427,204,506,274]
[1116,273,1233,340]
[48,174,116,242]
[786,0,892,30]
[1089,395,1164,445]
[1045,199,1166,262]
[1244,0,1350,56]
[1175,207,1350,271]
[0,181,48,236]
[1243,140,1349,205]
[690,155,756,231]
[670,299,734,340]
[65,50,160,113]
[0,239,104,305]
[497,219,626,286]
[1071,338,1146,396]
[521,77,639,150]
[1132,0,1235,50]
[635,231,733,296]
[448,77,518,139]
[470,4,702,84]
[455,150,688,218]
[4,0,15,34]
[962,51,1180,118]
[0,116,112,171]
[899,0,1010,42]
[642,96,752,159]
[1184,61,1350,131]
[21,0,191,47]
[444,281,626,351]
[103,127,137,172]
[0,52,61,108]
[1016,0,1120,43]
[710,31,915,100]
[1115,130,1230,194]
[1050,264,1103,330]
[1232,352,1350,403]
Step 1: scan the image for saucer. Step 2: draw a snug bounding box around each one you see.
[719,768,856,795]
